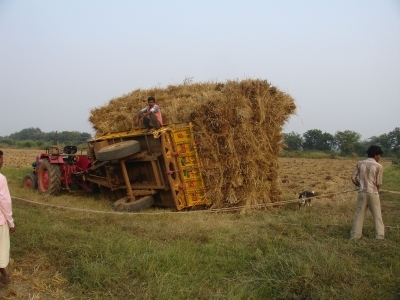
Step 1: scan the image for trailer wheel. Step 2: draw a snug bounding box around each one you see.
[22,173,38,189]
[38,160,61,195]
[97,140,141,161]
[113,195,155,212]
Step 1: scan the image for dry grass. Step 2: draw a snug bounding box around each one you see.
[89,79,296,208]
[1,149,43,169]
[279,157,393,200]
[0,255,71,300]
[1,153,399,299]
[5,148,394,203]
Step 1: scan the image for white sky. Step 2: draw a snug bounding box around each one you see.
[0,0,399,140]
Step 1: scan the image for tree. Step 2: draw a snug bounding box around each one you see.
[302,129,323,150]
[0,138,15,146]
[367,134,391,154]
[354,140,370,157]
[321,132,336,151]
[283,132,302,151]
[9,127,44,140]
[334,130,361,155]
[6,128,93,146]
[388,127,400,156]
[302,129,334,151]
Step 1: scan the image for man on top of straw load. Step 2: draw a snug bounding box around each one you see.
[0,150,15,285]
[350,145,385,240]
[134,96,163,132]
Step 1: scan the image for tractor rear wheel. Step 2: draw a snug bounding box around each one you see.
[113,195,154,212]
[97,140,140,161]
[22,173,38,189]
[38,160,61,195]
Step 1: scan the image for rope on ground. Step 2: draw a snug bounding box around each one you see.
[380,189,400,195]
[11,188,369,215]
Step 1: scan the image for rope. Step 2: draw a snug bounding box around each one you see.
[380,189,400,195]
[11,188,367,215]
[151,127,169,139]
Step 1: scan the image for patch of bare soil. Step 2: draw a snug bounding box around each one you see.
[279,157,392,201]
[0,255,74,300]
[1,149,43,169]
[279,157,356,199]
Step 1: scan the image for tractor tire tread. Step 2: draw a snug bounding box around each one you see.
[113,195,155,212]
[22,173,38,189]
[97,140,141,161]
[38,160,61,195]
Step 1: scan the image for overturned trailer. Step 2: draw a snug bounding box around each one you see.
[86,124,210,211]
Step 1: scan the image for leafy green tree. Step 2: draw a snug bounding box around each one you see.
[9,127,44,140]
[283,132,302,151]
[354,140,370,157]
[302,129,335,151]
[367,134,391,154]
[302,129,323,150]
[321,132,336,151]
[0,138,15,146]
[363,128,400,157]
[35,140,46,148]
[80,132,92,142]
[388,127,400,156]
[334,130,361,155]
[56,131,92,144]
[2,127,92,147]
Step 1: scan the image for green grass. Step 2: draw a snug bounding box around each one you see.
[2,166,400,299]
[279,151,341,159]
[383,163,400,191]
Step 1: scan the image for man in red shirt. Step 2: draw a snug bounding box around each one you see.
[350,145,384,240]
[0,150,15,285]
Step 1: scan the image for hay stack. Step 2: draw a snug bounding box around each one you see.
[89,79,296,208]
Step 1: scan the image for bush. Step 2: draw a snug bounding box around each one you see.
[16,140,37,148]
[279,150,337,159]
[0,138,15,147]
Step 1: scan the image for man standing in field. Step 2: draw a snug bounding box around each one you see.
[134,96,163,131]
[0,150,15,285]
[350,145,384,240]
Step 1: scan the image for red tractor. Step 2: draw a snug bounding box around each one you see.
[22,145,94,195]
[21,123,210,212]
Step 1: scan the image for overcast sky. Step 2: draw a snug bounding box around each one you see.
[0,0,399,140]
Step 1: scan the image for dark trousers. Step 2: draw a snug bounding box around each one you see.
[140,113,161,130]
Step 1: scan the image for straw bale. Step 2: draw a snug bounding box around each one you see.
[89,79,296,208]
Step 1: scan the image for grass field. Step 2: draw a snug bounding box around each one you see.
[0,149,399,299]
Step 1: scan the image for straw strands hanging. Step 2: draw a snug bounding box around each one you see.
[89,79,296,208]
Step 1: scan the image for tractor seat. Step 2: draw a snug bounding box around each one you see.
[63,146,77,155]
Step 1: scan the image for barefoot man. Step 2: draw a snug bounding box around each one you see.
[0,150,15,285]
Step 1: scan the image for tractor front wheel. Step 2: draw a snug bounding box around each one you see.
[22,173,38,189]
[38,160,61,195]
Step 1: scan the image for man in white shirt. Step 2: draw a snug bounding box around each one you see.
[350,145,384,240]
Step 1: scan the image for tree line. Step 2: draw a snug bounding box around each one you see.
[283,127,400,157]
[0,127,92,149]
[1,126,399,158]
